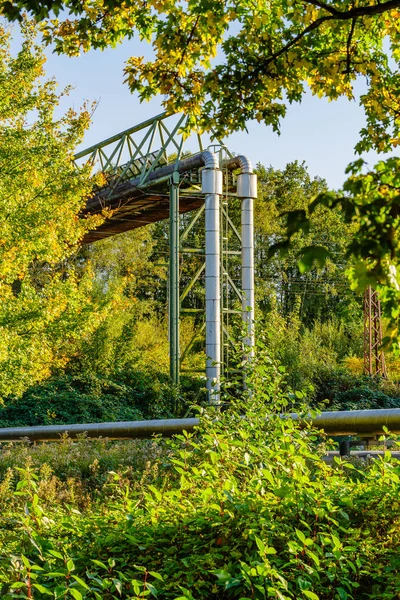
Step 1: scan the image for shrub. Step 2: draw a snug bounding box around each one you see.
[0,436,166,493]
[0,370,205,428]
[312,368,400,410]
[0,353,399,599]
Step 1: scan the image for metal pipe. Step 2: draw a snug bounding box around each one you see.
[2,409,400,442]
[85,152,212,214]
[227,156,257,356]
[0,419,199,442]
[169,172,180,385]
[202,152,223,402]
[297,408,400,436]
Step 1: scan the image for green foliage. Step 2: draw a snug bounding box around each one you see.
[0,374,144,427]
[0,24,123,398]
[4,2,400,344]
[278,158,400,350]
[3,0,399,156]
[0,370,205,427]
[312,368,400,410]
[255,162,357,325]
[0,435,165,492]
[0,356,399,598]
[259,307,362,391]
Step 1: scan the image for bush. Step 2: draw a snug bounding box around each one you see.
[0,436,166,494]
[0,374,144,427]
[312,368,400,410]
[0,354,400,599]
[0,370,206,428]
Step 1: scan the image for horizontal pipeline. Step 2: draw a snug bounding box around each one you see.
[0,409,400,442]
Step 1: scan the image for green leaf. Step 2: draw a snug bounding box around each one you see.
[255,536,265,553]
[296,529,306,544]
[33,584,53,596]
[48,550,64,560]
[67,558,75,572]
[91,560,108,569]
[72,575,90,590]
[298,246,331,273]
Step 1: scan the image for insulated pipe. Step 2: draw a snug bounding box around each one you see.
[202,152,223,402]
[0,419,199,442]
[169,172,180,385]
[91,149,222,391]
[2,409,400,442]
[226,156,257,355]
[85,152,219,214]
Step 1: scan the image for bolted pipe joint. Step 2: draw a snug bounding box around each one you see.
[201,151,222,195]
[237,172,257,199]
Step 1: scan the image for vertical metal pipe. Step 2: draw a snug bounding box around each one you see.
[237,170,257,357]
[169,172,180,385]
[202,156,222,402]
[241,196,255,354]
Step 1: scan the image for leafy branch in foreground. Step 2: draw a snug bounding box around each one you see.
[0,351,400,599]
[0,0,398,152]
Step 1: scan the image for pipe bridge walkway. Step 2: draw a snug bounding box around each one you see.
[75,112,235,243]
[75,112,257,397]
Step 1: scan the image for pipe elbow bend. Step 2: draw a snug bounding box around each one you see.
[202,151,219,170]
[227,155,253,174]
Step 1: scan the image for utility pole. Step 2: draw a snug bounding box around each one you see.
[363,286,387,378]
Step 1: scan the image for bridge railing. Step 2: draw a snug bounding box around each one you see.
[74,113,206,195]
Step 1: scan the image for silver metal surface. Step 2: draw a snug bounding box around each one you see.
[0,418,199,442]
[2,409,400,442]
[225,157,257,357]
[202,155,222,401]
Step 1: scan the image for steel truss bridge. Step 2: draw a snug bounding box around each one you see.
[75,112,257,398]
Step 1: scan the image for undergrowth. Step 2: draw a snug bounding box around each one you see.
[0,349,399,599]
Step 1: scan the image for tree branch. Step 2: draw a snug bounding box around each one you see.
[264,15,335,66]
[346,18,357,75]
[303,0,400,19]
[178,15,200,67]
[264,0,400,69]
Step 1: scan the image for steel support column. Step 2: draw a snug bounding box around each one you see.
[169,172,180,384]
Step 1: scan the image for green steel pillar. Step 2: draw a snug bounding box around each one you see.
[169,172,180,385]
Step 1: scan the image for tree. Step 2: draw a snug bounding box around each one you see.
[254,161,358,324]
[280,156,400,347]
[0,23,115,398]
[3,0,400,346]
[1,0,398,151]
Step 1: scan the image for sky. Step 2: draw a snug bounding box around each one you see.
[9,25,392,190]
